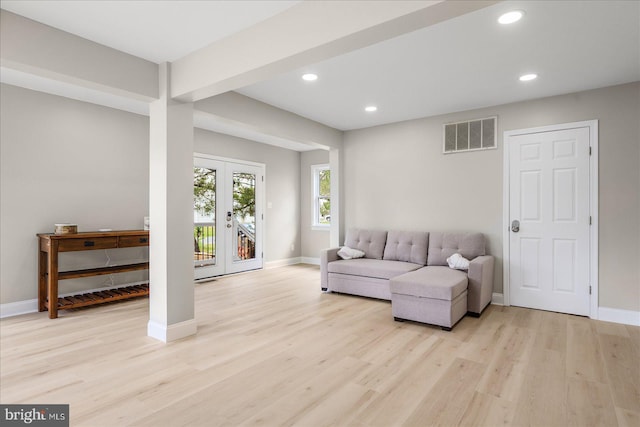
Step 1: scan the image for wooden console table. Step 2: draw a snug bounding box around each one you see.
[38,230,150,319]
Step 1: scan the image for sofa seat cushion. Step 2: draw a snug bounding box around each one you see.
[328,259,422,280]
[390,266,468,301]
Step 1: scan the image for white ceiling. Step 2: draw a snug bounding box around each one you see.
[238,0,640,130]
[1,0,639,134]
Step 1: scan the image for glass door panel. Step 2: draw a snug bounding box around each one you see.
[194,159,226,279]
[231,172,256,262]
[225,163,263,274]
[194,167,216,266]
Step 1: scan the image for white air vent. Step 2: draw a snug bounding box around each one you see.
[443,116,497,153]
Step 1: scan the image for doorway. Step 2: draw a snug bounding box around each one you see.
[194,155,264,279]
[503,121,598,317]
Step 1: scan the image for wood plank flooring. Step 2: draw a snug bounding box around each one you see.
[1,264,638,426]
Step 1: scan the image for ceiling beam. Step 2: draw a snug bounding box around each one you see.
[171,0,500,102]
[0,9,158,101]
[195,92,342,150]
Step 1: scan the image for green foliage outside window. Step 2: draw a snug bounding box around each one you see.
[193,168,256,255]
[194,168,256,220]
[194,167,216,216]
[318,168,330,224]
[232,173,256,220]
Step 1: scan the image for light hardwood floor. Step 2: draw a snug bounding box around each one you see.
[1,264,638,426]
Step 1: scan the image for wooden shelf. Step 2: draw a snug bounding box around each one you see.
[58,262,149,280]
[45,284,149,311]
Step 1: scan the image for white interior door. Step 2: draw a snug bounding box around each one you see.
[507,126,591,316]
[194,157,263,279]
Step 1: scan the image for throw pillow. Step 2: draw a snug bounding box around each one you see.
[447,253,470,270]
[337,246,366,260]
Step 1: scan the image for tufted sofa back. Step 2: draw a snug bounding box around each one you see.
[427,232,485,266]
[343,229,486,265]
[383,231,429,265]
[344,229,387,259]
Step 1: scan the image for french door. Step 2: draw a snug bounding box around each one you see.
[193,156,264,279]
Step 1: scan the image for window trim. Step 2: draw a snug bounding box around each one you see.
[311,164,330,230]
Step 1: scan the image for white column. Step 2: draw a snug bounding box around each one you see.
[329,148,343,247]
[147,63,196,342]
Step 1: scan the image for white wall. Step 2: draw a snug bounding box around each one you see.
[0,85,306,307]
[343,82,640,312]
[300,150,331,260]
[0,84,150,305]
[193,129,301,263]
[3,78,637,315]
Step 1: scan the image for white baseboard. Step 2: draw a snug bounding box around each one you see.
[597,306,640,326]
[486,294,638,326]
[264,257,302,269]
[265,257,319,267]
[147,318,197,343]
[491,293,504,306]
[0,299,39,318]
[0,280,149,319]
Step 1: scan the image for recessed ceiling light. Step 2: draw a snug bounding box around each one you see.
[519,73,538,82]
[365,105,377,112]
[498,10,524,25]
[302,73,318,81]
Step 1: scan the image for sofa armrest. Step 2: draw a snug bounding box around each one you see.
[320,247,341,290]
[467,255,495,315]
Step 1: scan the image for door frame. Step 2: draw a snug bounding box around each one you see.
[194,153,266,278]
[502,120,599,318]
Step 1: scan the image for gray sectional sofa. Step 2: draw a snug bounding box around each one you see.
[320,229,495,330]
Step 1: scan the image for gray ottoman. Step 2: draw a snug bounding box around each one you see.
[390,266,468,331]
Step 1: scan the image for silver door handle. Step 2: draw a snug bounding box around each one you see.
[511,220,520,233]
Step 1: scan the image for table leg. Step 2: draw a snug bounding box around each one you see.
[47,241,59,319]
[38,249,47,312]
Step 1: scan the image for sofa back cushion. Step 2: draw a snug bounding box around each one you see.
[383,231,429,265]
[427,232,485,266]
[344,229,387,260]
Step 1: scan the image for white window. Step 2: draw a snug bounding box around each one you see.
[311,164,330,229]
